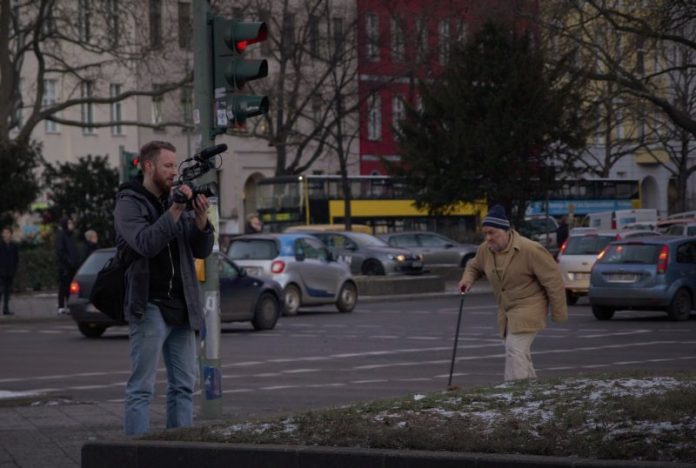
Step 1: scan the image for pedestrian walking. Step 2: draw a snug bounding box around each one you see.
[458,205,567,381]
[55,217,79,314]
[0,227,19,315]
[115,140,214,436]
[556,215,569,248]
[244,213,263,233]
[79,229,99,263]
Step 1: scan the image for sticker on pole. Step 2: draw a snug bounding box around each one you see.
[203,366,222,400]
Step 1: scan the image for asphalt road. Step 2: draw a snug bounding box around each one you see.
[2,294,695,417]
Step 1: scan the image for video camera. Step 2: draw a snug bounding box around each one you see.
[172,144,227,210]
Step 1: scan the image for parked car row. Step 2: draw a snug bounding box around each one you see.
[68,249,284,338]
[556,224,696,321]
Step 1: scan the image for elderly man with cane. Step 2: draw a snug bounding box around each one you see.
[457,205,568,381]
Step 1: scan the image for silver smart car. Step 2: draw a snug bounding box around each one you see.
[227,233,358,316]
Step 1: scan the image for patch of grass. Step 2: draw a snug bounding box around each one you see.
[148,372,696,463]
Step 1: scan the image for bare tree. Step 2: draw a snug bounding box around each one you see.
[0,0,193,147]
[542,0,696,210]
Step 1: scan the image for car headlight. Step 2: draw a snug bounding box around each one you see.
[388,254,406,262]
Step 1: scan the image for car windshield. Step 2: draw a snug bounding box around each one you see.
[346,232,389,247]
[565,235,615,255]
[228,239,278,260]
[598,244,660,264]
[525,218,556,233]
[78,251,114,274]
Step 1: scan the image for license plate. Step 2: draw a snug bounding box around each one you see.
[571,272,590,280]
[244,267,262,276]
[606,273,638,283]
[411,261,422,268]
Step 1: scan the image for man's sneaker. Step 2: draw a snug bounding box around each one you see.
[57,307,70,315]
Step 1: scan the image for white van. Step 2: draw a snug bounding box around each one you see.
[586,209,658,231]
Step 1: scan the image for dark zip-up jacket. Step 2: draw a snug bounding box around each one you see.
[114,179,214,330]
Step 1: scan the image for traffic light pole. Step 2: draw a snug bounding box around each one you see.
[193,0,223,419]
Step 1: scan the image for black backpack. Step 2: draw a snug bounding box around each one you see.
[90,247,137,323]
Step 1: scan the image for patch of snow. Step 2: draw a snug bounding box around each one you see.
[413,394,426,401]
[0,390,43,400]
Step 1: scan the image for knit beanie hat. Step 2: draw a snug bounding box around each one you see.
[482,205,510,230]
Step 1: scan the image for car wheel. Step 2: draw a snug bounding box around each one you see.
[592,306,614,321]
[283,284,302,316]
[362,260,385,276]
[252,292,280,330]
[667,288,691,321]
[460,254,474,268]
[78,323,106,338]
[336,282,358,313]
[566,291,579,306]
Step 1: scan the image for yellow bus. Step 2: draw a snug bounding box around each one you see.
[256,175,486,235]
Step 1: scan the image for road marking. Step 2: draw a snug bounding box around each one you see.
[581,330,651,339]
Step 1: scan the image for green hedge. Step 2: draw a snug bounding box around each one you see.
[14,244,57,292]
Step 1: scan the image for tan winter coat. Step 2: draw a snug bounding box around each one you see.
[461,230,568,337]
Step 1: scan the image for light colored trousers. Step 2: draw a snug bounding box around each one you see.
[504,331,537,381]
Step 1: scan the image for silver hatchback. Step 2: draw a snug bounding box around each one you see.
[226,233,357,316]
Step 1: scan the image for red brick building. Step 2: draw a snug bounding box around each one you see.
[356,0,539,175]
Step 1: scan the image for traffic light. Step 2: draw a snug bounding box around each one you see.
[211,16,269,130]
[120,148,139,182]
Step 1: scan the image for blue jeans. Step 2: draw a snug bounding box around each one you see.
[124,302,197,436]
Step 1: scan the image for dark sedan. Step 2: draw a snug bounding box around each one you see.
[379,231,478,267]
[68,248,283,338]
[292,230,424,276]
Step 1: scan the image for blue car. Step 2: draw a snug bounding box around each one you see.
[589,236,696,321]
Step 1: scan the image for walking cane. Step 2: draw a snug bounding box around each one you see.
[447,290,466,391]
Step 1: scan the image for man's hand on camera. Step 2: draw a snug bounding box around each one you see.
[169,184,192,221]
[192,194,210,231]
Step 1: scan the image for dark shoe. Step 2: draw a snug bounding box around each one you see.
[3,311,13,316]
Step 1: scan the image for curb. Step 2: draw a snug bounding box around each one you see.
[82,441,692,468]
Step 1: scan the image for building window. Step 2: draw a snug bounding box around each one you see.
[43,79,59,133]
[180,86,193,127]
[107,0,119,47]
[365,13,379,62]
[312,95,322,122]
[391,17,405,63]
[456,20,468,45]
[415,17,427,63]
[594,106,603,145]
[367,93,381,141]
[308,15,319,57]
[78,0,91,42]
[282,13,296,54]
[81,80,94,134]
[152,84,164,129]
[259,9,271,54]
[178,2,191,49]
[614,100,625,139]
[332,17,344,55]
[149,0,162,48]
[438,20,450,65]
[392,95,405,132]
[110,84,122,135]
